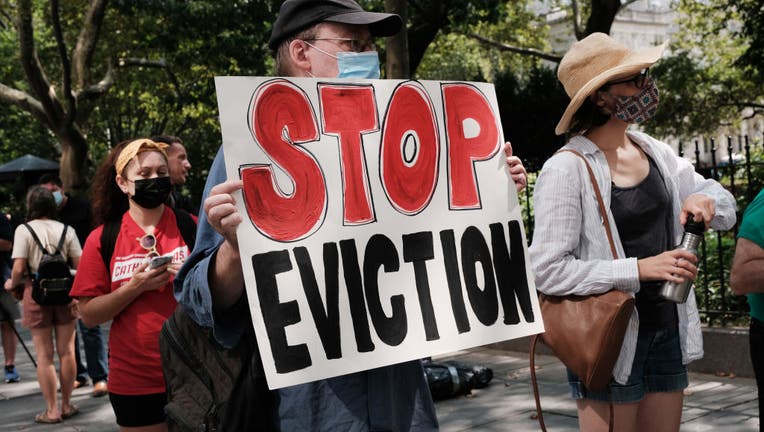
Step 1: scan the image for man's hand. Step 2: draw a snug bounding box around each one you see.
[204,179,244,249]
[503,141,527,192]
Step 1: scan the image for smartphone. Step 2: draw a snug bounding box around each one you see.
[148,254,173,270]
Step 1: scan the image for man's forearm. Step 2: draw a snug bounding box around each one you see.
[210,240,246,312]
[731,259,764,294]
[730,238,764,295]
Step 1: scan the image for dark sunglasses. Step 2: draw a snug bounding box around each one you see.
[605,69,649,89]
[138,233,159,258]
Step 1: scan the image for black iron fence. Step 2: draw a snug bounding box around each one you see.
[520,133,764,327]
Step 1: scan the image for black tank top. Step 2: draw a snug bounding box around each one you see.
[611,155,678,330]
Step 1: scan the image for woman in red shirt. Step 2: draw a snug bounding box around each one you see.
[71,139,191,432]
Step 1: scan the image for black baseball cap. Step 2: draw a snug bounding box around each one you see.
[268,0,403,50]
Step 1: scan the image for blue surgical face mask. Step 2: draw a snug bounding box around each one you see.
[52,190,64,206]
[335,51,381,79]
[305,42,381,79]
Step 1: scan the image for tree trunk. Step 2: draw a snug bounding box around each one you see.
[384,0,409,79]
[57,127,89,193]
[585,0,622,36]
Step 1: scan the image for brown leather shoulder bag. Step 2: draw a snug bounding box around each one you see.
[530,149,635,431]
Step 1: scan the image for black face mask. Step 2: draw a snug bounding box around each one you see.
[131,177,171,209]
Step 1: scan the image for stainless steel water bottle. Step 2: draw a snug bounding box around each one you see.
[659,218,705,303]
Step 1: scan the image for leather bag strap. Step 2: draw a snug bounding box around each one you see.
[529,335,547,431]
[530,148,619,431]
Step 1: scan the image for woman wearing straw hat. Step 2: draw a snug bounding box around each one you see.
[529,33,736,431]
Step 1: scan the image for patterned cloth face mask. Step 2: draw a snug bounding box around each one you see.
[613,76,660,124]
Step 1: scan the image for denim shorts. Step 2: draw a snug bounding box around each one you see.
[567,324,688,403]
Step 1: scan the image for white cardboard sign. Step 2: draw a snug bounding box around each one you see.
[215,77,543,389]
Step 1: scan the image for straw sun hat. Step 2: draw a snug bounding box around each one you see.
[555,32,668,135]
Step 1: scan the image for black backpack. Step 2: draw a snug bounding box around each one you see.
[23,223,73,306]
[160,303,272,431]
[98,208,270,430]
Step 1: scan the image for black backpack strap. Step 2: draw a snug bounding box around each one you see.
[172,208,196,251]
[100,220,122,275]
[100,209,195,272]
[55,225,69,254]
[22,223,47,254]
[23,223,46,278]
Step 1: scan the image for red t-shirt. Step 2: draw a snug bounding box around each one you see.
[71,207,189,395]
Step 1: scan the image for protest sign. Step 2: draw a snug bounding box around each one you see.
[215,77,543,389]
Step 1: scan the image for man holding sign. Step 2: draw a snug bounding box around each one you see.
[175,0,529,430]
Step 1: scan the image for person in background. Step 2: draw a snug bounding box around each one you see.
[5,186,82,423]
[529,33,736,431]
[38,174,108,397]
[71,139,192,432]
[730,188,764,423]
[0,212,20,383]
[151,136,194,214]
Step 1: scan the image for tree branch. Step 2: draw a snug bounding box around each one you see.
[76,64,115,101]
[118,57,168,68]
[717,102,764,109]
[118,57,183,103]
[464,32,562,63]
[621,0,641,10]
[571,0,584,40]
[71,0,107,90]
[50,0,76,122]
[0,82,51,127]
[16,0,65,126]
[741,109,763,121]
[0,8,12,30]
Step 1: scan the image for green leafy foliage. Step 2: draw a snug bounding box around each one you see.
[646,0,763,139]
[695,230,748,326]
[728,0,764,86]
[413,0,548,82]
[494,65,568,171]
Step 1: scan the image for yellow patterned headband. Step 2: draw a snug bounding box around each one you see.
[115,139,169,175]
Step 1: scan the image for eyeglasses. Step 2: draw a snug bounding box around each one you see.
[138,233,159,258]
[304,37,376,53]
[605,69,649,89]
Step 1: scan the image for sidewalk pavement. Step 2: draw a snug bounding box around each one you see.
[434,346,759,431]
[1,321,759,431]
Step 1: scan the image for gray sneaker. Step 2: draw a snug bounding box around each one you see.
[4,365,20,383]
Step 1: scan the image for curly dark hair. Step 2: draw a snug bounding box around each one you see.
[91,140,131,226]
[25,186,57,221]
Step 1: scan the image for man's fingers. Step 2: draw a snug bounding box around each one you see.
[503,141,514,157]
[209,179,243,196]
[208,202,239,225]
[204,180,243,215]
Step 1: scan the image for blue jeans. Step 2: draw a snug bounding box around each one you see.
[568,324,688,403]
[74,319,108,382]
